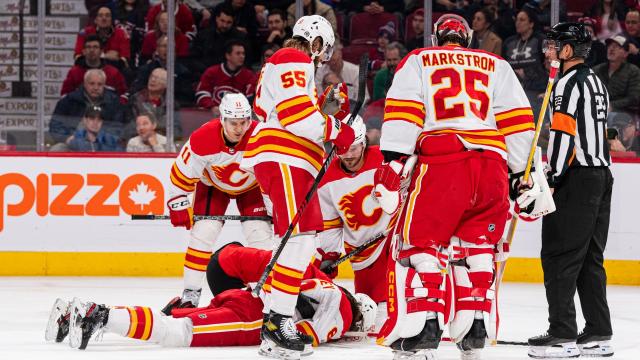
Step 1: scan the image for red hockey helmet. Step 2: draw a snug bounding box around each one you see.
[432,14,472,47]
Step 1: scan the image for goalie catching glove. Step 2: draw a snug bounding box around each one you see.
[167,195,193,229]
[508,147,555,220]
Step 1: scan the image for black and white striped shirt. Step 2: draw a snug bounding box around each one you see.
[547,64,610,186]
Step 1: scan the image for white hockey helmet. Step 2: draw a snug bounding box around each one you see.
[343,115,367,147]
[292,15,336,62]
[354,293,377,332]
[219,93,252,120]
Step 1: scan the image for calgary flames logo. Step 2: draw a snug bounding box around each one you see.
[210,163,250,188]
[338,185,382,231]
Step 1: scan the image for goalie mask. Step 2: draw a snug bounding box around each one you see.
[432,13,473,47]
[293,15,336,62]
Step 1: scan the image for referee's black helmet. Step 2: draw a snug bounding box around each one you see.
[545,22,592,59]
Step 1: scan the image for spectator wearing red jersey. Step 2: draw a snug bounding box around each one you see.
[195,40,256,116]
[62,35,127,99]
[140,11,190,64]
[145,0,196,40]
[74,6,131,66]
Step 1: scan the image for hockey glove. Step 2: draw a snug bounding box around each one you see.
[331,120,355,155]
[318,82,350,121]
[333,82,350,121]
[167,195,193,230]
[373,159,405,214]
[318,251,341,279]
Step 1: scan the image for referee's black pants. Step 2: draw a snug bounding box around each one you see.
[541,166,614,339]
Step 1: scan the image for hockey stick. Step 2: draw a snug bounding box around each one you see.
[131,214,272,221]
[321,230,389,274]
[252,53,369,297]
[491,60,560,344]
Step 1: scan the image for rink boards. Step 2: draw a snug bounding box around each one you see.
[0,153,639,285]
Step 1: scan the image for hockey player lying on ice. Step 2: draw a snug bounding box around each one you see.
[45,243,377,359]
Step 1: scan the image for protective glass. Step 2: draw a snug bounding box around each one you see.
[542,39,561,54]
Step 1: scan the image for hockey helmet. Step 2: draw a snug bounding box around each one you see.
[544,22,591,59]
[344,115,367,147]
[432,13,473,47]
[219,93,252,120]
[354,293,377,333]
[293,15,336,62]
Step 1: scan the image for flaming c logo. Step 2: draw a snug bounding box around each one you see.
[210,163,250,188]
[338,185,383,231]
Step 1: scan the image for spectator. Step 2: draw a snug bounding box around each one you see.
[315,43,369,103]
[126,113,168,152]
[190,4,248,73]
[216,0,257,36]
[62,35,127,98]
[503,8,547,98]
[522,0,566,29]
[485,0,516,41]
[365,114,382,146]
[286,0,338,35]
[579,17,607,67]
[195,40,256,115]
[593,35,640,115]
[253,43,280,71]
[145,0,196,40]
[131,36,194,105]
[371,21,396,69]
[595,0,624,42]
[623,9,640,68]
[406,8,425,52]
[609,114,640,154]
[372,42,406,101]
[49,69,125,147]
[341,0,404,13]
[128,68,181,138]
[112,0,148,68]
[607,127,627,152]
[140,11,190,64]
[470,7,502,56]
[264,9,292,47]
[74,6,131,66]
[67,105,122,152]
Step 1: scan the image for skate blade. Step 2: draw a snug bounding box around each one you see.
[578,342,614,357]
[393,350,438,360]
[528,343,580,358]
[258,339,302,360]
[67,298,85,349]
[459,349,481,360]
[45,298,69,342]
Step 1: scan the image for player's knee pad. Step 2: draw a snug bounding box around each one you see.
[241,220,273,250]
[377,256,445,348]
[190,220,224,249]
[448,243,495,346]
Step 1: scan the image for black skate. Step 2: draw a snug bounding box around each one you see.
[390,319,443,352]
[577,332,614,357]
[161,288,201,316]
[68,298,110,350]
[456,319,487,350]
[259,311,306,359]
[528,332,579,358]
[45,298,71,343]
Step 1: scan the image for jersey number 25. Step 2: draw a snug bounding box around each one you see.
[431,68,489,121]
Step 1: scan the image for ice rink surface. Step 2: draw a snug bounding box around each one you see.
[0,277,637,360]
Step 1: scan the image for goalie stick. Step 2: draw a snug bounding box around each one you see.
[252,53,370,297]
[131,214,272,221]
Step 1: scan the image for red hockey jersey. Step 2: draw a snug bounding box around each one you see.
[74,25,131,60]
[195,65,257,109]
[145,3,196,40]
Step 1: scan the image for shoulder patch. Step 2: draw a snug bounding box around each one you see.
[268,48,312,65]
[189,119,223,156]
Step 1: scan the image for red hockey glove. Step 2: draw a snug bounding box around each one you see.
[373,159,405,214]
[167,195,193,230]
[318,251,341,279]
[332,121,355,155]
[333,82,350,121]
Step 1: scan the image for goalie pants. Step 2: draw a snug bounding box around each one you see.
[541,166,613,339]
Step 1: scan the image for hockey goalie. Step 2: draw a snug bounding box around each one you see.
[372,14,546,360]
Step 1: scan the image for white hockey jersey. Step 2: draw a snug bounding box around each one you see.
[241,47,342,177]
[169,119,259,199]
[380,46,535,173]
[317,146,392,271]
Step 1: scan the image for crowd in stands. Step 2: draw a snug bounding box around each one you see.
[45,0,640,155]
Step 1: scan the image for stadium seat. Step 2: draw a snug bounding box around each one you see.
[178,108,213,138]
[342,43,376,65]
[349,12,399,42]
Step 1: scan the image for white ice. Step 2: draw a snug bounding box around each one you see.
[0,277,637,360]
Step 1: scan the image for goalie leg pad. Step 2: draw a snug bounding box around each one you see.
[448,240,495,348]
[377,249,446,350]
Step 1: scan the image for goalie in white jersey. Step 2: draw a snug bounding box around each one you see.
[165,93,272,312]
[372,14,536,360]
[316,116,393,330]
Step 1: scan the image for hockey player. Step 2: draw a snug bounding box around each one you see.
[46,244,377,355]
[373,14,536,360]
[239,14,355,358]
[166,92,272,311]
[316,115,393,330]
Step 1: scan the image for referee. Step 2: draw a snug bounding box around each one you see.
[528,23,614,359]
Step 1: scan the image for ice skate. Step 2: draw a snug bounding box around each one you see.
[392,349,438,360]
[259,311,305,359]
[68,298,110,350]
[390,319,442,352]
[577,332,614,357]
[527,332,580,358]
[458,348,481,360]
[161,288,201,315]
[45,298,71,343]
